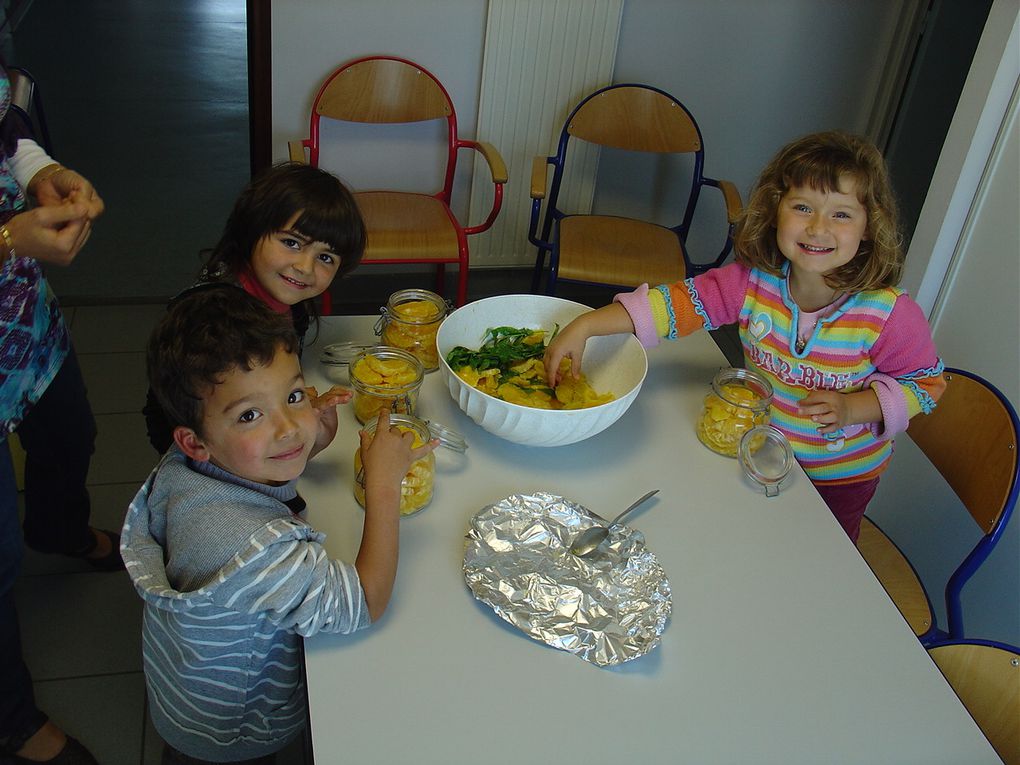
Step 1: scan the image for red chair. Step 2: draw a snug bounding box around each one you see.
[290,56,508,310]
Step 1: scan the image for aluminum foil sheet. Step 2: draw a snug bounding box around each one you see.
[463,492,672,667]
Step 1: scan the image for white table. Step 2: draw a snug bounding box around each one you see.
[299,315,998,765]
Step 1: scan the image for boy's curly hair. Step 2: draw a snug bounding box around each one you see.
[733,131,903,292]
[147,285,299,436]
[204,162,366,281]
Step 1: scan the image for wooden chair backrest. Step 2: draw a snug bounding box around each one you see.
[567,86,701,153]
[315,58,452,124]
[906,370,1019,534]
[929,642,1020,765]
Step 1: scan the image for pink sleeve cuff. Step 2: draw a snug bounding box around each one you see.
[866,373,909,439]
[614,284,661,348]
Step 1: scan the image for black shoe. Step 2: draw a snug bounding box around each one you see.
[10,736,99,765]
[73,528,125,572]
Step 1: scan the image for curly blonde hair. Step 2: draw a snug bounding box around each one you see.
[733,131,903,292]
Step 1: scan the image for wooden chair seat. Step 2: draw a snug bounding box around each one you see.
[857,516,932,638]
[928,641,1020,765]
[355,192,461,262]
[557,215,685,287]
[529,84,741,295]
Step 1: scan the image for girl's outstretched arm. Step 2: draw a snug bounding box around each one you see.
[543,303,635,387]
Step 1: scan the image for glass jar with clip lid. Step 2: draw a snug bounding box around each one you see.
[353,413,467,516]
[348,346,425,425]
[376,288,450,372]
[696,367,773,457]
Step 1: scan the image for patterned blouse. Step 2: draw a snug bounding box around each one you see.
[0,69,70,435]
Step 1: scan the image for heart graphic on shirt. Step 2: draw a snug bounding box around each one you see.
[749,313,772,342]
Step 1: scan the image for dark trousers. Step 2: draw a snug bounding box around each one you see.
[162,742,276,765]
[17,348,97,555]
[0,349,96,748]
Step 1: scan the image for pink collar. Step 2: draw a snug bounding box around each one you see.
[238,269,290,315]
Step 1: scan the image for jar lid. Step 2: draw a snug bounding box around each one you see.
[738,425,793,497]
[363,412,467,453]
[320,341,376,366]
[424,420,468,452]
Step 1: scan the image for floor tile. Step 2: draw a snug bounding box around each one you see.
[33,672,147,765]
[79,351,149,415]
[90,412,161,486]
[68,304,166,354]
[16,568,143,680]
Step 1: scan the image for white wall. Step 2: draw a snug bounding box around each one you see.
[868,0,1020,645]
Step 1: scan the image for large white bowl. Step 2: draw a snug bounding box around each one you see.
[436,294,647,447]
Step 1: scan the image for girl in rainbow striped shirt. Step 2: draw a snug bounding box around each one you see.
[544,131,945,542]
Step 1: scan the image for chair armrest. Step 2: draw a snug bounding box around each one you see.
[716,179,742,223]
[531,156,549,200]
[288,140,308,164]
[471,141,508,184]
[458,140,507,235]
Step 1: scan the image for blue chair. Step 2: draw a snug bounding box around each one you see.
[858,368,1019,644]
[528,83,741,295]
[927,639,1019,765]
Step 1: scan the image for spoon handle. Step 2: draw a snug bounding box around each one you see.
[609,489,660,527]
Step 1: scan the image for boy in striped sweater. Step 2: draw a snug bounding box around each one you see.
[122,288,437,763]
[545,131,944,543]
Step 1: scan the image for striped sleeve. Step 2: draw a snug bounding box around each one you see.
[206,519,369,637]
[614,262,751,345]
[868,294,946,419]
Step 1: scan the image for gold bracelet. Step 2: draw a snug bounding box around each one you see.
[0,224,14,263]
[31,163,65,187]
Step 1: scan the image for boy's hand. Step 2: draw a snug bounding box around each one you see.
[798,389,882,435]
[360,409,439,497]
[305,385,353,456]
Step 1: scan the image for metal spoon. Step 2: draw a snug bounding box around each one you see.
[569,489,660,558]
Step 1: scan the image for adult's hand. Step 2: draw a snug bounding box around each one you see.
[30,166,104,220]
[4,203,92,267]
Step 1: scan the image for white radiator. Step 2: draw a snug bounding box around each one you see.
[468,0,624,267]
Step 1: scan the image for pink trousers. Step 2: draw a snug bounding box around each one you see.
[814,477,881,544]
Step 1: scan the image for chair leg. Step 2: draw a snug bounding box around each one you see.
[530,247,548,293]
